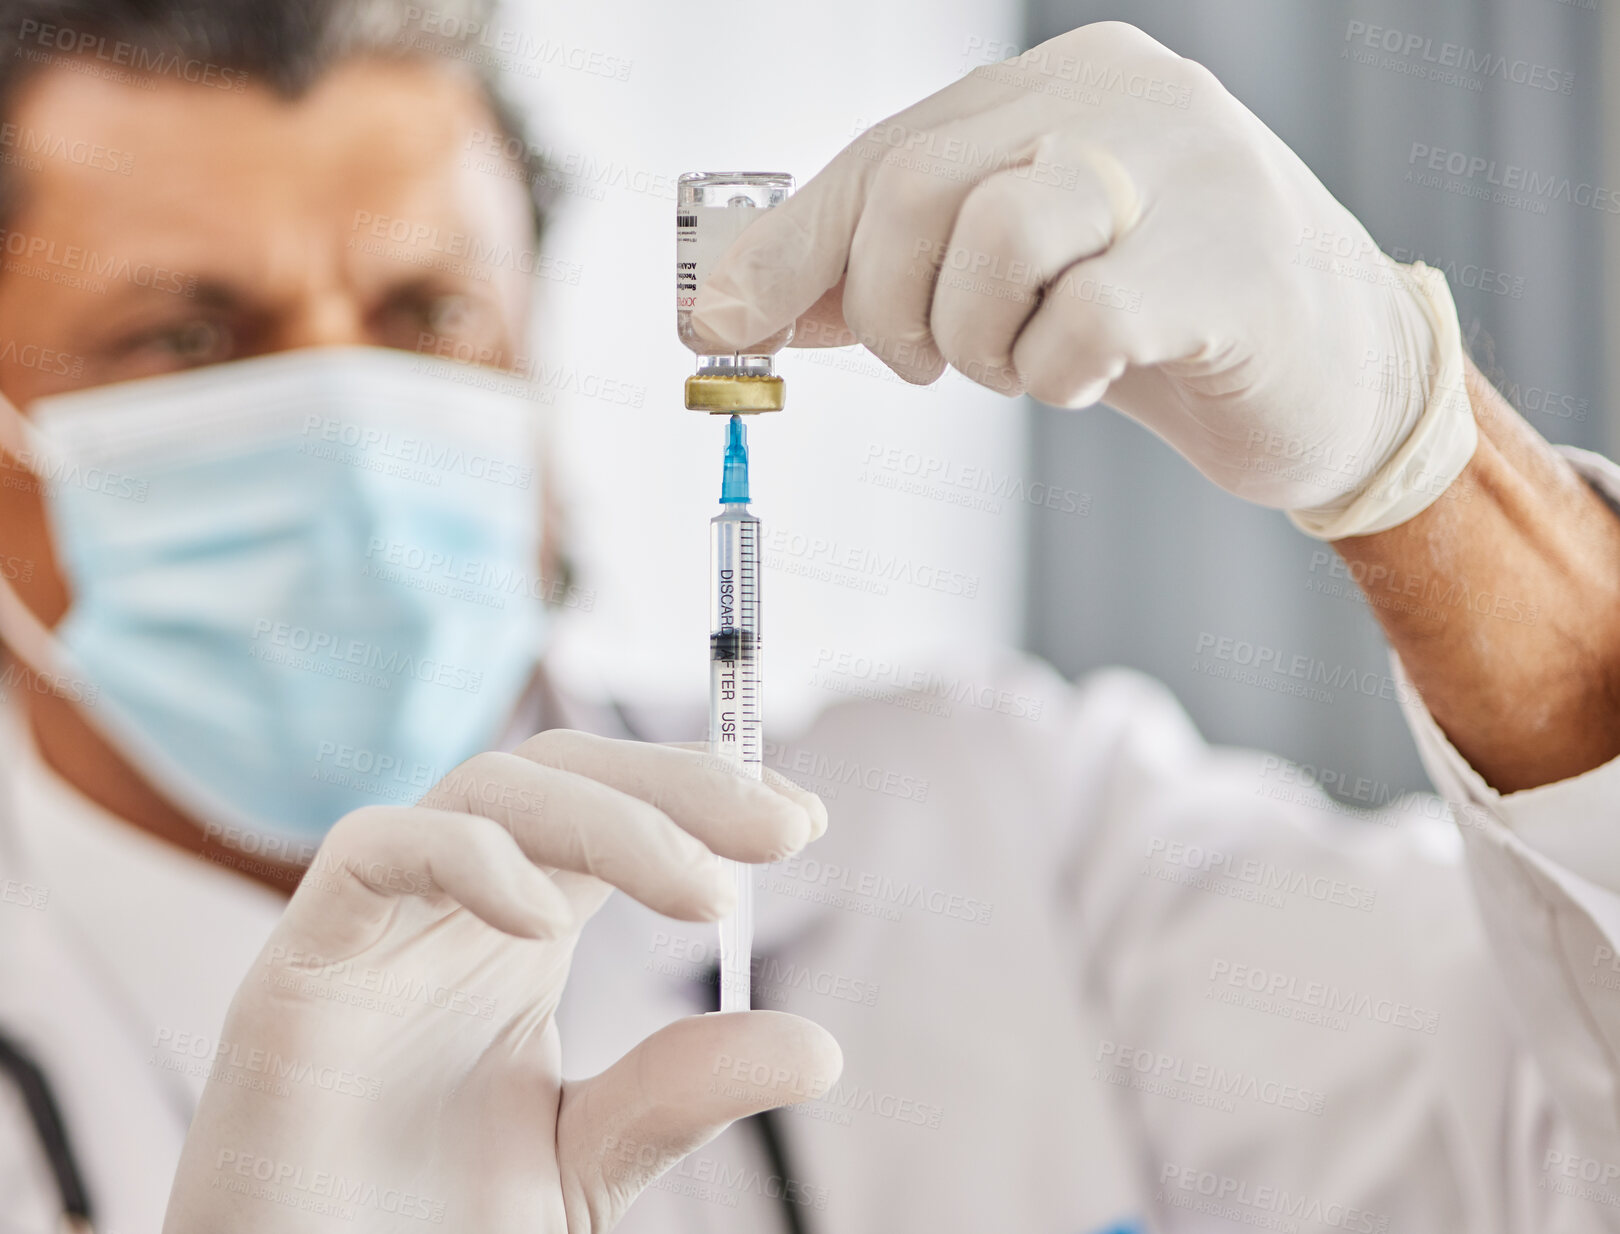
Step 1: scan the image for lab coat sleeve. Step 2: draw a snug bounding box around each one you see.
[1054,659,1594,1230]
[1398,444,1620,1200]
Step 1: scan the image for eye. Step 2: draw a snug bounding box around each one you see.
[372,285,506,359]
[157,319,233,365]
[104,316,239,379]
[411,291,497,344]
[424,294,476,335]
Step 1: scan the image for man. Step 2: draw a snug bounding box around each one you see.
[0,2,1617,1231]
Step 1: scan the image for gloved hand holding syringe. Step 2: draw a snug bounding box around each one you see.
[676,171,795,1012]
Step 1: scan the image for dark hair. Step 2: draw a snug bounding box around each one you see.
[0,0,553,233]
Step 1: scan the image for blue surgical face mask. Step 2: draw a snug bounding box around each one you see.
[1,346,549,860]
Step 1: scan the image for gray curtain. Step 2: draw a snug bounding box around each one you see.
[1022,0,1609,798]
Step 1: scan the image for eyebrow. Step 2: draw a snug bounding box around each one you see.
[92,266,491,328]
[98,276,245,315]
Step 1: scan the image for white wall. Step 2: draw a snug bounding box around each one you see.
[498,0,1025,731]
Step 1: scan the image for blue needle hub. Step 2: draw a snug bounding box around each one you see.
[720,414,750,504]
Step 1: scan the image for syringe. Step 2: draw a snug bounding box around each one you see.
[709,414,762,1013]
[677,171,790,1013]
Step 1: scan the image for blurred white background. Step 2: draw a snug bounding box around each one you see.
[495,0,1025,732]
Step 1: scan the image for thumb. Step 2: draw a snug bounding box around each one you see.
[690,149,873,353]
[558,1011,842,1230]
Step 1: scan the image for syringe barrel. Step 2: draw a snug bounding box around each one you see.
[708,505,762,772]
[710,502,761,1014]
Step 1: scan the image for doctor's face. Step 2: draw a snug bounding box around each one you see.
[0,53,536,621]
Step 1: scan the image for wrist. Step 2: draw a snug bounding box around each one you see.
[1336,362,1620,791]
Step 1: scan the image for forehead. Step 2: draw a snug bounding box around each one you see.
[5,55,514,241]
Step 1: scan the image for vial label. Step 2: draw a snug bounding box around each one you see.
[675,201,763,313]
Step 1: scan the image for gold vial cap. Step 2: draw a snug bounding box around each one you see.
[684,374,786,414]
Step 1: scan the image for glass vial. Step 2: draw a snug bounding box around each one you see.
[677,171,794,412]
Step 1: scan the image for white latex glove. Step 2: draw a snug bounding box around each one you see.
[692,21,1477,539]
[162,731,841,1233]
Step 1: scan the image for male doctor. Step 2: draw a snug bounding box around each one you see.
[0,2,1618,1232]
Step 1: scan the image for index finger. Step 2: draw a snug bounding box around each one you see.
[515,730,825,863]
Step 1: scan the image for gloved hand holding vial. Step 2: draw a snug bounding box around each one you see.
[676,171,795,1013]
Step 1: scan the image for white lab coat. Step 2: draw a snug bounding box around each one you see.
[3,453,1620,1233]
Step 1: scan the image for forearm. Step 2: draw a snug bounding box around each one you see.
[1335,360,1620,793]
